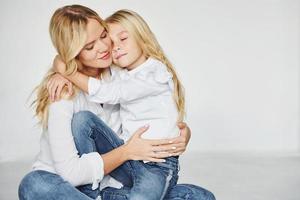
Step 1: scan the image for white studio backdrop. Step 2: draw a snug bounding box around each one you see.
[0,0,299,161]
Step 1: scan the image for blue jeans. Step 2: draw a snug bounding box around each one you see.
[18,110,216,200]
[71,111,215,200]
[71,111,179,200]
[18,170,215,200]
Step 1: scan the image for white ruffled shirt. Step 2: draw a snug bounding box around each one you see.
[88,58,180,142]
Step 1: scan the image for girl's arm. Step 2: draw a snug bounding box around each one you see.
[53,56,89,93]
[53,56,170,104]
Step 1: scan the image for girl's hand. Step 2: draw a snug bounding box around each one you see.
[156,122,191,157]
[124,125,176,163]
[47,73,73,102]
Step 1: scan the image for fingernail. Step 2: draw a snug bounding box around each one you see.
[144,124,149,128]
[169,154,173,157]
[172,146,176,150]
[162,159,166,162]
[169,141,173,144]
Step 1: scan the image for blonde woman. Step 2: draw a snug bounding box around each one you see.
[18,5,215,200]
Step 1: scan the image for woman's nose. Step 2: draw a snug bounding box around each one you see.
[95,39,109,53]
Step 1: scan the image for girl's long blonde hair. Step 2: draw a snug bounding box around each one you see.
[33,5,106,129]
[106,10,185,121]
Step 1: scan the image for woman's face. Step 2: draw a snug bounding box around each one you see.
[78,19,112,69]
[108,23,146,70]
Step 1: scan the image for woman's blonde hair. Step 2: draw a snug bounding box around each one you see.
[33,5,106,129]
[106,10,185,121]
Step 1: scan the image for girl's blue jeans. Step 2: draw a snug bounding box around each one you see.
[18,111,215,200]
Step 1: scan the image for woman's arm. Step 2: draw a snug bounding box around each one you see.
[47,97,175,180]
[47,100,104,188]
[101,125,174,174]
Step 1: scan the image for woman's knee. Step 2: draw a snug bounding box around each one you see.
[72,111,97,137]
[72,111,106,131]
[18,171,52,199]
[185,184,216,200]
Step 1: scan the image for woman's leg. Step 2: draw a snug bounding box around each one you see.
[18,170,95,200]
[71,111,133,187]
[164,184,216,200]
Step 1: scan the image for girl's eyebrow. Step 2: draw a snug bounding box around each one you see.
[117,31,128,36]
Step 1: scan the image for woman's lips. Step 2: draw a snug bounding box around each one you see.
[99,52,111,60]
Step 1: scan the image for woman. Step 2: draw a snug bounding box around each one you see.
[18,4,215,200]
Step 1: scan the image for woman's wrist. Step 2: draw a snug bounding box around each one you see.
[119,143,131,162]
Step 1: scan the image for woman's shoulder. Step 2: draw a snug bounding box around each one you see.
[48,98,75,114]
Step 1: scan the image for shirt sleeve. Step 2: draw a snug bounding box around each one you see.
[88,74,171,104]
[47,100,104,189]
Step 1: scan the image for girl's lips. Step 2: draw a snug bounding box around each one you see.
[99,52,111,60]
[115,53,127,59]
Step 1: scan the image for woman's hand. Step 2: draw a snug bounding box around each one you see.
[156,122,191,157]
[47,73,73,102]
[124,125,176,163]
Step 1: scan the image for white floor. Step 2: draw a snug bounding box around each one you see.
[1,152,300,200]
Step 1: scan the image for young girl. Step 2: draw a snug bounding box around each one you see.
[53,9,186,199]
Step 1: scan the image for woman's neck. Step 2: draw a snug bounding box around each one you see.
[80,66,103,79]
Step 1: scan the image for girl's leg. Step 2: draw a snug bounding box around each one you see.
[18,170,94,200]
[72,111,179,200]
[71,111,165,199]
[100,184,216,200]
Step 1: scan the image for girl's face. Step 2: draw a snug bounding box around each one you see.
[78,19,112,69]
[108,23,146,70]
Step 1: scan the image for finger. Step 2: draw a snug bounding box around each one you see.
[168,136,186,144]
[133,125,149,138]
[165,147,186,154]
[46,79,52,93]
[50,82,58,102]
[48,81,55,101]
[67,81,73,95]
[55,83,64,101]
[144,138,173,146]
[171,151,183,156]
[146,157,166,163]
[152,145,177,152]
[177,122,187,129]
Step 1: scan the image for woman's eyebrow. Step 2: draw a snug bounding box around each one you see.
[84,29,106,47]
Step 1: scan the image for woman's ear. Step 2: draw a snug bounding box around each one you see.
[75,59,84,72]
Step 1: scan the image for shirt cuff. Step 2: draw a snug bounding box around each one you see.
[85,152,104,190]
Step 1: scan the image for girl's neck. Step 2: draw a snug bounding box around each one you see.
[127,54,147,71]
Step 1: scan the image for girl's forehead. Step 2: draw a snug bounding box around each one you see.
[107,23,127,34]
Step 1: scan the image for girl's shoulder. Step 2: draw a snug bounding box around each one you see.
[135,57,173,84]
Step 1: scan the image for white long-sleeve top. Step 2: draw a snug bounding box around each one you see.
[32,91,122,190]
[88,58,180,141]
